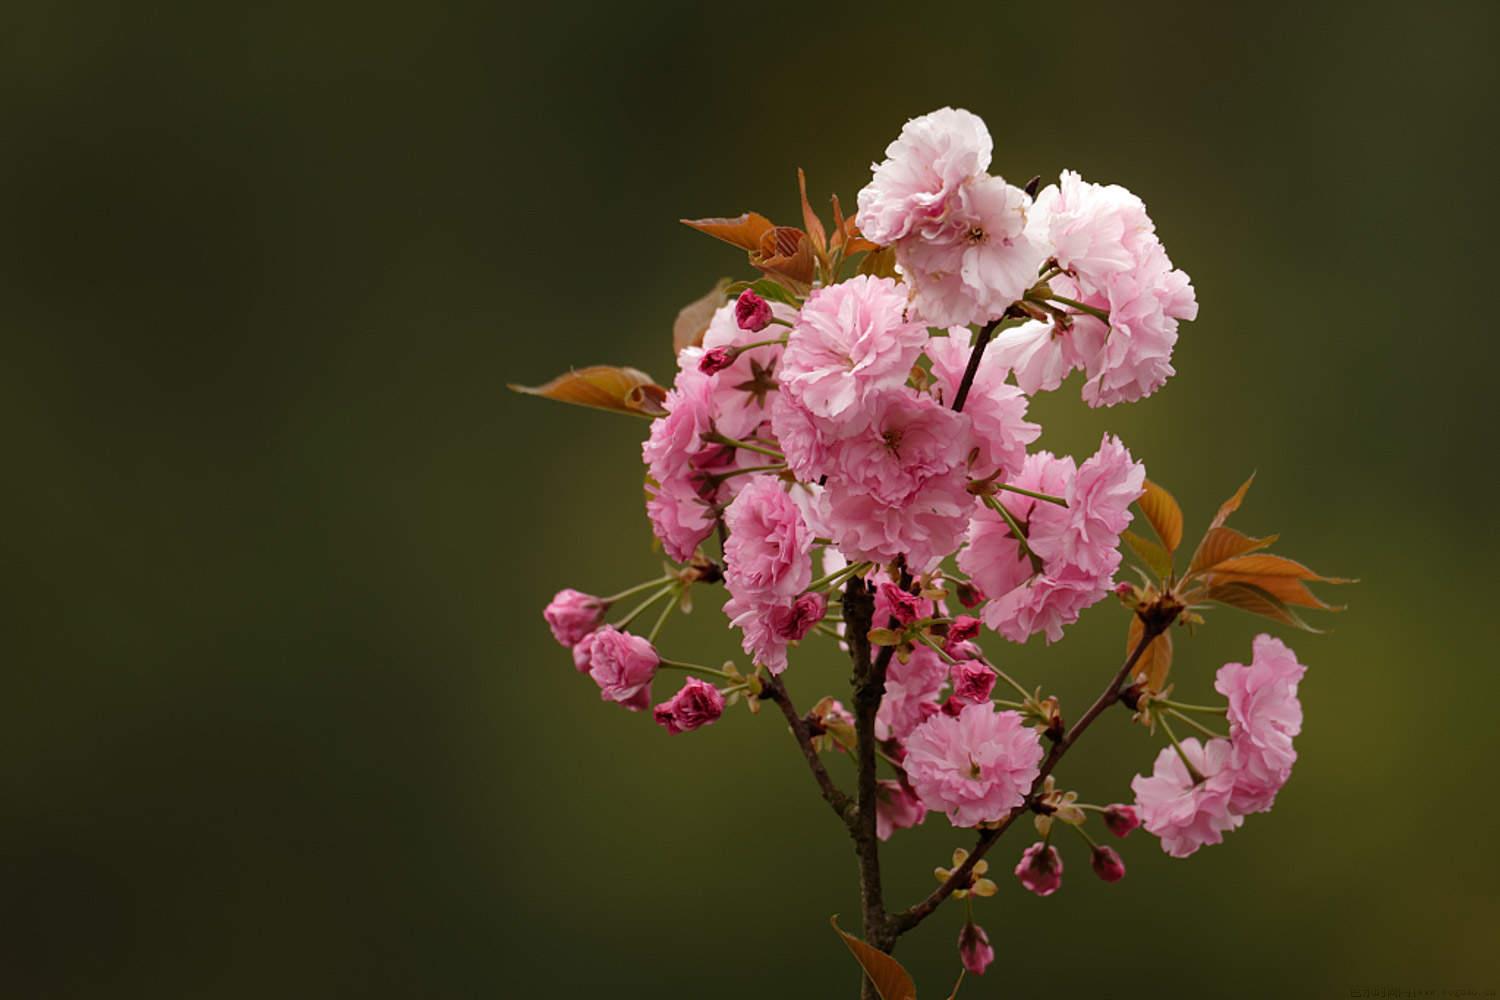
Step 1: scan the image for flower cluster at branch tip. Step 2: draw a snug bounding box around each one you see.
[523,105,1343,987]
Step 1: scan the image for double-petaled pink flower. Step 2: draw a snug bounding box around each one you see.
[1130,737,1243,858]
[1216,634,1306,814]
[577,626,660,712]
[653,677,726,735]
[904,701,1042,827]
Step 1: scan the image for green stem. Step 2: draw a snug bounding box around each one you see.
[984,495,1036,561]
[1157,698,1228,714]
[603,575,674,604]
[1066,818,1100,849]
[1047,294,1110,324]
[735,335,789,351]
[990,664,1032,702]
[706,432,784,459]
[612,583,677,631]
[646,590,677,644]
[808,560,872,593]
[917,633,956,665]
[994,699,1026,710]
[708,463,787,484]
[1158,715,1206,784]
[994,482,1068,507]
[1165,707,1228,741]
[657,657,737,681]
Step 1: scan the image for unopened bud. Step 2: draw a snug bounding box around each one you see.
[1102,803,1141,838]
[1090,845,1127,882]
[698,346,735,374]
[735,290,773,332]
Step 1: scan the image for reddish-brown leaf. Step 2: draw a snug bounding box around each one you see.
[509,365,667,418]
[830,193,847,251]
[1204,580,1321,632]
[797,168,828,255]
[680,212,776,252]
[830,917,917,1000]
[1127,615,1175,692]
[1202,572,1345,610]
[1208,553,1353,582]
[672,279,730,353]
[1138,479,1184,554]
[1208,473,1256,531]
[1187,526,1278,577]
[751,226,815,289]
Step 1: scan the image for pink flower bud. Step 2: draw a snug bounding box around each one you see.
[1102,803,1140,838]
[876,582,924,625]
[579,626,659,711]
[950,660,997,704]
[948,615,982,644]
[698,346,736,374]
[1090,845,1126,882]
[955,580,984,609]
[652,677,725,734]
[543,588,607,648]
[770,592,827,641]
[735,289,773,332]
[958,918,994,975]
[1014,841,1063,897]
[1113,581,1134,600]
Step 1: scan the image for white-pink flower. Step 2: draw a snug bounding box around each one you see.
[1027,433,1144,580]
[986,318,1091,397]
[1216,634,1306,814]
[642,366,716,485]
[904,701,1043,827]
[855,107,992,246]
[1130,737,1243,858]
[926,328,1040,483]
[825,469,974,574]
[779,275,928,432]
[829,388,969,507]
[900,174,1049,328]
[1028,170,1156,291]
[1079,241,1197,408]
[875,644,948,742]
[645,473,717,563]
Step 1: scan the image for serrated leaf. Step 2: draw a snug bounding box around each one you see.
[672,279,730,353]
[830,917,917,1000]
[1208,554,1353,582]
[1188,526,1278,577]
[1202,572,1346,610]
[1208,473,1256,531]
[1204,581,1322,632]
[1137,479,1184,553]
[1122,529,1172,580]
[509,366,667,418]
[680,212,775,252]
[1127,615,1174,692]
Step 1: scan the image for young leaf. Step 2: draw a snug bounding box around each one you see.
[1137,479,1184,553]
[1122,529,1173,580]
[751,226,815,289]
[1127,615,1174,692]
[509,366,668,418]
[1202,572,1345,610]
[1204,580,1321,632]
[1207,473,1256,531]
[672,279,730,353]
[1207,553,1353,582]
[830,917,917,1000]
[797,168,828,255]
[857,245,898,280]
[867,628,902,646]
[680,212,776,252]
[1187,526,1278,578]
[723,277,802,308]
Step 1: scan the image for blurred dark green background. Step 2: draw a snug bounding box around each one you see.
[3,1,1496,996]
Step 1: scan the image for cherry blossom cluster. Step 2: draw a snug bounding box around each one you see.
[529,107,1330,987]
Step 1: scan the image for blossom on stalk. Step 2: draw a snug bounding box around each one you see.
[1130,737,1243,857]
[577,626,660,712]
[1102,803,1141,838]
[875,779,928,841]
[925,327,1039,482]
[958,918,994,975]
[653,677,725,734]
[1014,842,1063,896]
[855,107,993,245]
[949,659,998,706]
[1090,845,1126,882]
[875,644,948,741]
[1216,634,1306,814]
[904,702,1043,827]
[543,588,607,648]
[722,475,813,600]
[734,289,773,332]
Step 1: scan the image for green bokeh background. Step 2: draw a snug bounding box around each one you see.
[3,1,1497,996]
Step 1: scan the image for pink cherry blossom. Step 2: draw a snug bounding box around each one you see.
[986,319,1088,397]
[693,299,797,440]
[579,626,660,712]
[950,659,997,704]
[875,581,926,625]
[769,591,827,641]
[1028,433,1144,580]
[1028,170,1155,290]
[1216,634,1306,814]
[543,588,606,648]
[722,475,813,601]
[904,702,1043,827]
[925,328,1040,482]
[875,779,928,841]
[642,365,716,484]
[900,174,1049,328]
[1014,842,1063,896]
[1078,242,1197,408]
[1090,845,1126,882]
[1130,737,1243,858]
[645,474,717,563]
[830,388,969,507]
[653,677,726,734]
[855,107,992,246]
[778,275,927,431]
[875,644,948,741]
[770,391,833,482]
[958,919,994,975]
[824,469,974,574]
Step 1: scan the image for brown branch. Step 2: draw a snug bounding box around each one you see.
[762,672,854,826]
[949,318,1000,413]
[888,613,1172,934]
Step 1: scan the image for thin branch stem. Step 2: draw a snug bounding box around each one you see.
[994,481,1068,507]
[611,584,676,631]
[603,575,674,604]
[657,657,736,680]
[646,592,677,644]
[1156,698,1227,714]
[1044,294,1110,323]
[705,432,785,459]
[950,319,999,413]
[1158,714,1207,783]
[1164,707,1227,741]
[761,671,854,824]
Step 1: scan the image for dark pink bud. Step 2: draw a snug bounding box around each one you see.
[955,580,984,609]
[652,677,725,734]
[1113,581,1134,599]
[948,615,981,644]
[1090,845,1126,882]
[734,290,773,332]
[1014,842,1063,897]
[951,660,997,703]
[698,346,735,374]
[770,592,827,641]
[543,588,607,648]
[958,919,994,975]
[1102,803,1141,838]
[876,582,924,625]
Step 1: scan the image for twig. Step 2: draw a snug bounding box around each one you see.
[762,672,854,825]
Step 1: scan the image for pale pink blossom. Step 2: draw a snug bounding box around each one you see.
[829,388,969,507]
[983,569,1105,644]
[1130,737,1243,858]
[875,644,948,741]
[900,173,1049,328]
[769,391,833,482]
[986,319,1087,397]
[1216,634,1306,814]
[1028,433,1144,580]
[958,919,994,975]
[824,469,974,574]
[693,299,797,440]
[579,626,659,712]
[645,474,716,563]
[1014,842,1063,896]
[1028,170,1155,290]
[925,328,1039,482]
[723,593,795,674]
[875,779,928,841]
[856,107,992,245]
[904,702,1043,827]
[642,365,716,484]
[949,659,997,704]
[722,475,813,601]
[1078,242,1197,408]
[543,588,606,648]
[653,677,726,734]
[1090,845,1126,882]
[779,275,927,431]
